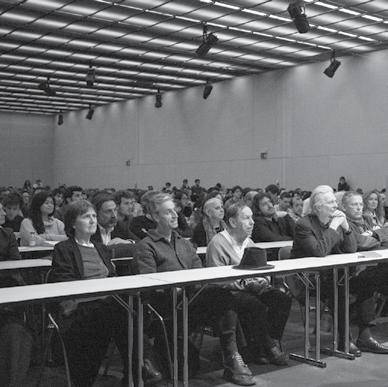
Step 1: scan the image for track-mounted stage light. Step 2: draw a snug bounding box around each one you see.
[86,104,94,120]
[288,2,310,33]
[38,76,57,96]
[155,89,162,108]
[86,65,96,87]
[196,24,218,58]
[203,79,213,99]
[324,51,341,78]
[58,110,64,125]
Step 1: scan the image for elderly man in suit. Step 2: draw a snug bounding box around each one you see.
[291,185,388,355]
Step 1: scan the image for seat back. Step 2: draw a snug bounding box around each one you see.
[278,245,292,261]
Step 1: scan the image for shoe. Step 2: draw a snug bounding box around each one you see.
[240,346,269,365]
[338,341,362,357]
[223,352,256,386]
[267,346,288,366]
[356,338,388,354]
[142,358,163,383]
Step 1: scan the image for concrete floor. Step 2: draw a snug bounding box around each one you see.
[24,299,388,387]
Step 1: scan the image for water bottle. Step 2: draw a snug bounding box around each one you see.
[29,231,36,247]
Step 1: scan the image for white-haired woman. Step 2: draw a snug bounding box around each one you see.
[192,197,226,247]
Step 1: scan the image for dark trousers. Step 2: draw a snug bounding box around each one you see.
[321,269,377,339]
[62,297,128,387]
[147,285,245,351]
[234,288,292,350]
[0,314,33,387]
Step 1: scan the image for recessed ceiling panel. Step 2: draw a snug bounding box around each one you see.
[0,0,387,114]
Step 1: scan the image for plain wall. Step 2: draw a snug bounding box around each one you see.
[2,49,387,192]
[0,112,54,188]
[54,49,388,192]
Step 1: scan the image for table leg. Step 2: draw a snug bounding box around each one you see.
[289,271,326,367]
[172,288,179,387]
[137,294,144,387]
[324,268,355,360]
[113,294,137,386]
[182,287,189,387]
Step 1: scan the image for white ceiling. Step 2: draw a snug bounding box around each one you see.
[0,0,387,114]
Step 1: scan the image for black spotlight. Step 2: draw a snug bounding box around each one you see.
[324,51,341,78]
[38,76,57,96]
[155,89,162,108]
[58,110,64,126]
[86,104,94,120]
[288,2,310,33]
[196,24,219,58]
[86,64,96,87]
[203,79,213,99]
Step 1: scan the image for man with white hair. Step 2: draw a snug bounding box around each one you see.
[291,185,388,355]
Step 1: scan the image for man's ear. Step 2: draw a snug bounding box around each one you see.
[229,217,237,228]
[150,212,159,224]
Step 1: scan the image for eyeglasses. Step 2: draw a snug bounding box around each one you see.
[348,203,364,208]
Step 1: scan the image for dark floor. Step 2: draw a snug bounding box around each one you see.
[24,299,388,387]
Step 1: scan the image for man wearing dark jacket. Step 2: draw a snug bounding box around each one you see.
[291,185,388,356]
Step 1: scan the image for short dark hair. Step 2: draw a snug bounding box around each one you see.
[52,187,64,197]
[290,196,303,207]
[265,184,279,195]
[113,190,135,205]
[90,192,114,213]
[3,191,23,208]
[64,200,95,238]
[279,191,291,200]
[64,186,83,201]
[231,185,242,193]
[195,179,200,183]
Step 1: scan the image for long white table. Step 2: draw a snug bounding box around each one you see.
[0,258,51,271]
[2,250,388,387]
